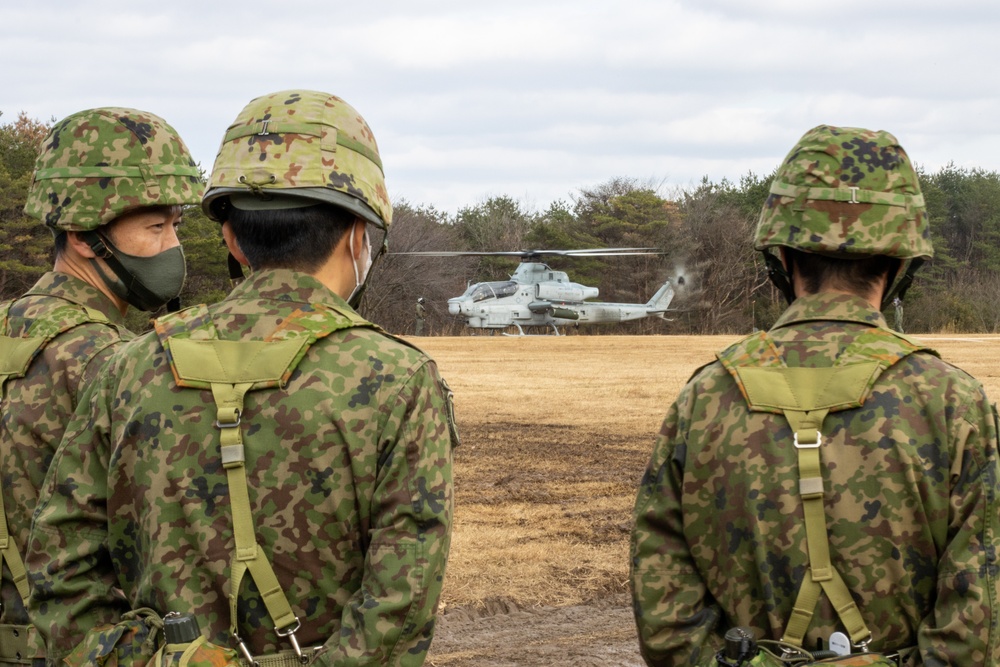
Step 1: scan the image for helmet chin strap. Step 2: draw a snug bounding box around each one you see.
[227,252,245,286]
[880,258,922,310]
[763,251,796,305]
[766,250,916,311]
[347,225,388,309]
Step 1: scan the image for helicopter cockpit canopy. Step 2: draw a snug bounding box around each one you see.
[464,281,518,302]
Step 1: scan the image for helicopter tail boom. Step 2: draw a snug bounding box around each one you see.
[645,281,676,318]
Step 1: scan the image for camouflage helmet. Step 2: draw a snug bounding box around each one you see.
[201,90,392,230]
[755,125,933,304]
[24,108,205,232]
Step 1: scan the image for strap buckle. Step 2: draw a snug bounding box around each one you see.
[854,635,873,653]
[215,409,241,429]
[234,632,257,667]
[276,618,309,664]
[793,431,821,449]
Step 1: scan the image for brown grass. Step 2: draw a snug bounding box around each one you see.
[415,334,1000,611]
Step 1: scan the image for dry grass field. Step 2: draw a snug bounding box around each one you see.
[414,334,1000,667]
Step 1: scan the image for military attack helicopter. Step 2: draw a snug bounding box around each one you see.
[399,248,680,335]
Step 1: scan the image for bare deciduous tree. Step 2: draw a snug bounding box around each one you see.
[678,185,766,334]
[361,201,472,335]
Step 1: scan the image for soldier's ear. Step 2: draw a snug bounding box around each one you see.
[348,218,367,262]
[221,222,250,267]
[65,231,99,259]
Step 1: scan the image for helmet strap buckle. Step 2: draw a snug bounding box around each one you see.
[84,231,112,260]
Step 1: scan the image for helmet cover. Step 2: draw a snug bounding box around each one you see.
[202,90,391,230]
[24,108,204,232]
[755,125,932,260]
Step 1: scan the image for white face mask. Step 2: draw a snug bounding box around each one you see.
[348,221,372,305]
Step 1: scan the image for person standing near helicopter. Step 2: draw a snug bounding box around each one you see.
[630,125,1000,665]
[416,297,427,335]
[0,107,202,667]
[27,90,459,667]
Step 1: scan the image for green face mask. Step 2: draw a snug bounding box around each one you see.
[85,231,187,312]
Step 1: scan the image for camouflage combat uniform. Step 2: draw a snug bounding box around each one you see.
[631,292,1000,665]
[0,273,131,644]
[5,106,201,666]
[27,269,457,666]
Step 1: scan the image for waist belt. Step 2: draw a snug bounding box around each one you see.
[0,624,45,662]
[238,647,323,667]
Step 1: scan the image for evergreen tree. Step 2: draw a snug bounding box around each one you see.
[0,111,53,299]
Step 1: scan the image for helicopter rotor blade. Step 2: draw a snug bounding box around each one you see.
[392,247,665,259]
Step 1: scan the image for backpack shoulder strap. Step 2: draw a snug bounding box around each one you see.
[717,328,933,649]
[153,301,378,663]
[716,328,933,414]
[0,299,112,396]
[0,298,112,617]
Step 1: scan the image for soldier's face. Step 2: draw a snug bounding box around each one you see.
[105,205,183,257]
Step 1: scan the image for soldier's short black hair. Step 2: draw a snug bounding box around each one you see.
[787,248,899,297]
[54,231,68,256]
[227,203,356,272]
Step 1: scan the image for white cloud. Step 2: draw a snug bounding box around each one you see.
[3,0,1000,214]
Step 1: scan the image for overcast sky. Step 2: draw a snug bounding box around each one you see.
[3,0,998,215]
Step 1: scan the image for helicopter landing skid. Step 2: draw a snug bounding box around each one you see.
[501,322,562,336]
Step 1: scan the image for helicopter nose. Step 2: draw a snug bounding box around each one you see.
[448,300,460,315]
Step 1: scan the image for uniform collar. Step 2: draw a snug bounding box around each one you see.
[25,271,127,326]
[772,292,888,331]
[227,268,356,313]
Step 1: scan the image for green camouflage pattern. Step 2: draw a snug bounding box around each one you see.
[749,647,896,667]
[27,269,456,666]
[23,107,204,232]
[755,125,932,260]
[631,292,1000,667]
[157,637,240,667]
[64,608,241,667]
[0,272,131,629]
[61,608,163,667]
[202,90,392,229]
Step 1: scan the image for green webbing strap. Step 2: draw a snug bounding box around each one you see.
[167,337,310,652]
[737,364,880,648]
[0,481,30,606]
[0,622,45,660]
[735,364,882,415]
[212,381,299,639]
[0,300,93,617]
[81,305,111,324]
[32,163,203,180]
[781,409,870,648]
[769,181,925,209]
[222,121,384,172]
[0,337,48,400]
[0,300,48,405]
[157,301,379,660]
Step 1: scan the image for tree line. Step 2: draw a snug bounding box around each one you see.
[3,110,998,335]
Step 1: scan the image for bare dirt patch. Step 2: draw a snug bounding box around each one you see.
[413,334,1000,666]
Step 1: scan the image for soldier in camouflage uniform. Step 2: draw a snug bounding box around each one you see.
[0,108,201,665]
[630,126,1000,666]
[27,90,457,667]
